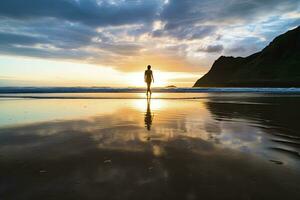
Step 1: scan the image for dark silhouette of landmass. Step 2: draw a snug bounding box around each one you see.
[166,85,176,88]
[194,26,300,87]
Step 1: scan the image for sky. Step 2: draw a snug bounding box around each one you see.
[0,0,299,87]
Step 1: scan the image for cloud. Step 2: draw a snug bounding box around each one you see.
[197,44,224,53]
[0,0,161,27]
[161,0,300,25]
[225,46,246,54]
[0,0,299,72]
[0,32,48,45]
[153,24,217,40]
[97,43,142,56]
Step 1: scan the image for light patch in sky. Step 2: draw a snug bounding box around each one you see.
[0,56,201,87]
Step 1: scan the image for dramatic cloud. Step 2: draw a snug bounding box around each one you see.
[0,0,299,72]
[0,0,160,26]
[197,44,224,53]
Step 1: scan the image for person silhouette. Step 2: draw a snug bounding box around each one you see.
[144,65,154,96]
[144,96,154,132]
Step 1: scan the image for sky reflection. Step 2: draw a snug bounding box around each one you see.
[1,94,300,199]
[0,94,299,169]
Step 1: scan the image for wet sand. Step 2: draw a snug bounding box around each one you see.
[0,93,300,199]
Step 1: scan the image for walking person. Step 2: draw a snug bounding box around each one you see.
[144,65,154,96]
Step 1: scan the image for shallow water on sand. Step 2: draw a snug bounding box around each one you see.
[0,93,300,199]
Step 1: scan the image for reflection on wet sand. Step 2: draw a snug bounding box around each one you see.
[204,98,300,164]
[0,94,300,199]
[144,95,154,131]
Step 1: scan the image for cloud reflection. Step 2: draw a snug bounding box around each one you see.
[1,95,300,199]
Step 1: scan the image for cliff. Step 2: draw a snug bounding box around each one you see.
[194,26,300,87]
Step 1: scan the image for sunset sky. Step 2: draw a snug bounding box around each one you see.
[0,0,299,87]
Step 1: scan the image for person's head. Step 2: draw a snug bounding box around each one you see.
[147,65,151,70]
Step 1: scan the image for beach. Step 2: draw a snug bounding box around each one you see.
[0,92,300,199]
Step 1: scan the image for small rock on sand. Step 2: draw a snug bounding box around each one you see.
[269,160,283,165]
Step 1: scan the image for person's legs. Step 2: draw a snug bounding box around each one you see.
[146,82,151,95]
[148,82,152,95]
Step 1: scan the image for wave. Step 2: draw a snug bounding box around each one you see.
[1,87,300,94]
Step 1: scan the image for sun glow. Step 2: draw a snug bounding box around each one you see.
[125,71,200,87]
[132,99,166,112]
[0,56,200,87]
[126,70,170,87]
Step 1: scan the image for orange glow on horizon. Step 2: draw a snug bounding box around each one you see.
[126,71,170,87]
[125,70,202,87]
[1,55,202,87]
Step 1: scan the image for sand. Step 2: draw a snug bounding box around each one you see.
[0,93,300,199]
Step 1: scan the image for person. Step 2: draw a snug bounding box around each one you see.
[144,65,154,96]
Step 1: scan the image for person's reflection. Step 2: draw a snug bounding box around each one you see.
[144,95,154,131]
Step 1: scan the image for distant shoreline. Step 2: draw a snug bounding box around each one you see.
[1,87,300,94]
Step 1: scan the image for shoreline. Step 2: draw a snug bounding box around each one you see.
[1,87,300,94]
